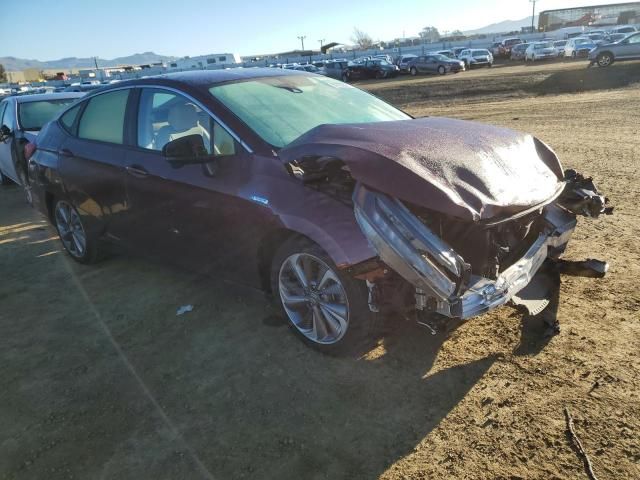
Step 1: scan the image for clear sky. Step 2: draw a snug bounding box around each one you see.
[0,0,636,60]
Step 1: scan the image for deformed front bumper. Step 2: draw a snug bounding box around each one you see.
[353,184,576,319]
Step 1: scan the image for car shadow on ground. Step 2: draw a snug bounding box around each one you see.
[533,60,640,94]
[0,186,552,480]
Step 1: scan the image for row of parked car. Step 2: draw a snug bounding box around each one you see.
[509,31,640,66]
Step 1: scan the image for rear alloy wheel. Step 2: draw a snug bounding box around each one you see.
[272,237,374,354]
[410,66,417,76]
[597,52,613,67]
[54,200,99,264]
[437,65,446,75]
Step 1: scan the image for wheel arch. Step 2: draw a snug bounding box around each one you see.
[598,50,615,60]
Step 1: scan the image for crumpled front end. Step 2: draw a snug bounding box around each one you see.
[353,171,612,319]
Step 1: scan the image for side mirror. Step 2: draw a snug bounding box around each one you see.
[0,124,12,140]
[162,134,214,167]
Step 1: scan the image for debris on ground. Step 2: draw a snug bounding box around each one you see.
[176,305,194,316]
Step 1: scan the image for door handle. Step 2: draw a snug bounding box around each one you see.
[126,165,149,178]
[59,148,73,157]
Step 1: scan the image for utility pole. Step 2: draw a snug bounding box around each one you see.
[297,35,306,51]
[530,0,537,33]
[318,39,325,50]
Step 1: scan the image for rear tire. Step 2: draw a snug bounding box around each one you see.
[53,199,100,264]
[437,65,446,75]
[270,236,376,355]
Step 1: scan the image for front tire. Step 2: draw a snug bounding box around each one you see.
[437,65,446,75]
[410,66,417,76]
[271,237,374,355]
[54,199,100,264]
[597,52,613,67]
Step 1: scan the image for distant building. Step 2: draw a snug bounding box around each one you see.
[539,2,640,31]
[167,53,242,70]
[6,68,41,83]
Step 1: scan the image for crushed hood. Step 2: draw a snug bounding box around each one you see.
[279,117,565,221]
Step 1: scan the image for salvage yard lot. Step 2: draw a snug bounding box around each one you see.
[1,60,639,479]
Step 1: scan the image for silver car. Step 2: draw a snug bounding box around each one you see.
[525,42,558,62]
[589,32,640,67]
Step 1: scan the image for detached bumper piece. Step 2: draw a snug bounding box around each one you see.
[353,177,610,320]
[558,169,613,218]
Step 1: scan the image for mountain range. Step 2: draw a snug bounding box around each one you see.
[0,52,177,72]
[463,15,538,36]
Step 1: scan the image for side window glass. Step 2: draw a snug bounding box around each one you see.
[137,88,235,157]
[629,34,640,44]
[1,101,13,127]
[0,103,7,126]
[78,89,129,144]
[60,103,82,134]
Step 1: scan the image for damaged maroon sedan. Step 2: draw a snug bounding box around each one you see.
[28,69,612,353]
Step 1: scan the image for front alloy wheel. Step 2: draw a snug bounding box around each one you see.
[597,53,613,67]
[279,253,349,345]
[410,66,417,76]
[271,237,374,354]
[437,65,446,75]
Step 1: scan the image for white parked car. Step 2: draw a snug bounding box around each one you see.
[525,42,558,62]
[457,49,493,68]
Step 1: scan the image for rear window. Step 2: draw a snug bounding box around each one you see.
[472,50,489,57]
[18,99,79,131]
[78,89,129,144]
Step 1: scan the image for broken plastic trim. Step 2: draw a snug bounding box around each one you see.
[353,184,469,302]
[353,183,577,319]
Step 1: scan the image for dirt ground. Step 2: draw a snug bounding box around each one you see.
[1,60,639,480]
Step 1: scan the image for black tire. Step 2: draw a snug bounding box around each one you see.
[410,66,417,76]
[375,70,384,79]
[572,51,577,59]
[0,169,14,185]
[597,52,613,67]
[53,199,100,264]
[437,65,446,75]
[341,72,349,82]
[270,236,376,355]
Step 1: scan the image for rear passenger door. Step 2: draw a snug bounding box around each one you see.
[59,88,131,240]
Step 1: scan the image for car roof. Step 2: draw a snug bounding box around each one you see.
[98,68,310,92]
[4,92,85,103]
